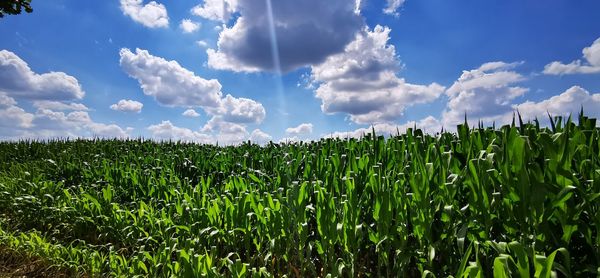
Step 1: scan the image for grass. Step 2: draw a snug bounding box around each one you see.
[0,112,598,277]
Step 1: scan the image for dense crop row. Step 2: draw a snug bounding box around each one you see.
[0,113,599,277]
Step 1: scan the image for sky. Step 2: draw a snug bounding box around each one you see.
[1,0,600,144]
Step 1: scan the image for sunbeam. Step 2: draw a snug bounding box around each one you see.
[265,0,288,131]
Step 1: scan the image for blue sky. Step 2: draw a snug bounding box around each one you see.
[1,0,599,143]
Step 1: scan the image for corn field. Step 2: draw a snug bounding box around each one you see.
[0,113,599,277]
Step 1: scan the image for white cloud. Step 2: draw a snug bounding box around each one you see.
[148,121,212,143]
[191,0,239,23]
[120,0,169,28]
[32,101,89,111]
[383,0,406,16]
[182,109,200,117]
[110,99,143,113]
[249,129,272,144]
[196,40,209,48]
[120,48,266,137]
[441,63,600,130]
[0,52,130,140]
[310,25,444,124]
[32,109,130,138]
[206,94,265,124]
[0,92,16,107]
[0,106,129,139]
[88,123,131,138]
[120,49,267,142]
[514,86,600,121]
[285,123,313,136]
[446,62,524,96]
[206,48,262,72]
[206,0,363,73]
[0,50,84,100]
[179,19,201,33]
[120,48,223,108]
[326,116,441,139]
[278,136,300,144]
[543,37,600,75]
[214,122,249,145]
[0,106,34,129]
[442,61,527,127]
[147,118,258,145]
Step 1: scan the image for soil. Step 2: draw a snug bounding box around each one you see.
[0,246,74,278]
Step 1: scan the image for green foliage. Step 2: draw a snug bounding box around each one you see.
[0,0,33,18]
[0,113,599,276]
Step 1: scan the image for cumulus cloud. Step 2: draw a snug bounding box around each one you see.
[120,48,266,128]
[442,61,527,127]
[278,136,300,144]
[182,109,200,117]
[310,25,444,124]
[32,101,89,111]
[206,0,363,72]
[327,85,600,139]
[32,109,130,138]
[514,86,600,121]
[326,116,441,139]
[0,105,34,129]
[0,92,16,107]
[0,105,130,139]
[285,123,313,136]
[110,99,143,113]
[213,121,249,145]
[120,0,169,28]
[0,50,84,100]
[0,51,130,140]
[543,37,600,75]
[88,123,132,138]
[206,94,265,124]
[120,48,223,108]
[191,0,239,22]
[249,129,272,144]
[441,63,600,129]
[120,48,267,142]
[179,19,201,33]
[148,121,212,143]
[147,118,266,145]
[383,0,406,16]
